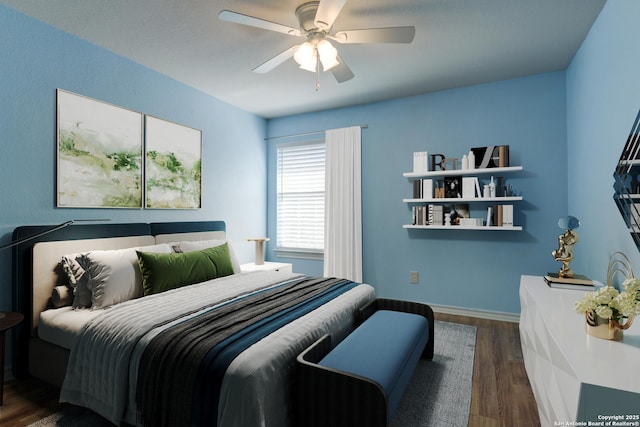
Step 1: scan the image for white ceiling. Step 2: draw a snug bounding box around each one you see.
[3,0,606,119]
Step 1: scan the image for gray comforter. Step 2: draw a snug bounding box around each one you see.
[60,271,375,426]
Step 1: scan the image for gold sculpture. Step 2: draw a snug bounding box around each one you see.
[552,216,580,278]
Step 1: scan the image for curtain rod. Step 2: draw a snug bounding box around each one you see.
[265,124,368,141]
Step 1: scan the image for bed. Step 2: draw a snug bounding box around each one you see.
[11,221,378,426]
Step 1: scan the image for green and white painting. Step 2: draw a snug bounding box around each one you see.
[145,116,202,209]
[57,90,143,208]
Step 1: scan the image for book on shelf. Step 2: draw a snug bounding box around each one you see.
[423,179,433,199]
[544,273,595,290]
[412,205,423,225]
[411,204,447,226]
[499,146,508,167]
[488,204,514,227]
[503,205,513,227]
[413,180,421,198]
[430,204,444,225]
[494,204,503,227]
[413,151,429,173]
[462,177,476,199]
[474,177,482,198]
[412,178,434,199]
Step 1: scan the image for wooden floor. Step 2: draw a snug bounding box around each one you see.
[435,312,540,427]
[0,313,540,427]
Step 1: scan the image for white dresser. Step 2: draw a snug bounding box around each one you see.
[519,275,640,426]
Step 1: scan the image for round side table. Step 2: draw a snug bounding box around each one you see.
[0,312,24,406]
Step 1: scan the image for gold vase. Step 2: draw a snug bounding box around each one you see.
[585,311,634,341]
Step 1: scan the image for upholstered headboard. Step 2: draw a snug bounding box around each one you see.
[11,220,226,378]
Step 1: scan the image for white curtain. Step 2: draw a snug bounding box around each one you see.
[323,126,362,282]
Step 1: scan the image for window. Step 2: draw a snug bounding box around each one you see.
[276,140,325,257]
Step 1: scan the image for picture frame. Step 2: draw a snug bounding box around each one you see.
[471,145,510,168]
[444,177,462,198]
[56,89,143,208]
[443,204,470,225]
[144,115,202,209]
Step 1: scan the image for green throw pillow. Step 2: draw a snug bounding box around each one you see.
[137,243,235,296]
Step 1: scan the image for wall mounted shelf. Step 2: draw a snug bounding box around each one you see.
[404,165,524,230]
[403,165,523,179]
[403,224,523,231]
[403,196,523,203]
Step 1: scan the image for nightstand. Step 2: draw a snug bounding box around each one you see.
[0,311,24,405]
[241,262,293,274]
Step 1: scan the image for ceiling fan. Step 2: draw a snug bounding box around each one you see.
[218,0,415,88]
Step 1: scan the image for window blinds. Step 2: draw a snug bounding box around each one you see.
[276,141,325,252]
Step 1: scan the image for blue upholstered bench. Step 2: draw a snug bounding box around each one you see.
[296,298,434,427]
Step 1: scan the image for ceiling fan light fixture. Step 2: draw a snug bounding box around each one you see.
[294,41,317,72]
[317,39,339,71]
[222,0,415,84]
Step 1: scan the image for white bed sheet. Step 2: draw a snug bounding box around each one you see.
[38,306,102,350]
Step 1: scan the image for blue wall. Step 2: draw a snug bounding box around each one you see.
[4,0,638,373]
[0,5,267,320]
[267,0,640,313]
[267,72,568,315]
[566,0,640,282]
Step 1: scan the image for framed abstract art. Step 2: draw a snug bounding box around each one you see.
[56,89,143,208]
[144,115,202,209]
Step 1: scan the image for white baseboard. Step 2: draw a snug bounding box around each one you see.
[431,303,520,323]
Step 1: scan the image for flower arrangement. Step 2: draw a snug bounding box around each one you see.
[575,278,640,320]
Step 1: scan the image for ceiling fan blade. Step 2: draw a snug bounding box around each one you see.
[219,10,301,37]
[334,26,415,44]
[331,54,354,83]
[314,0,347,31]
[252,46,297,74]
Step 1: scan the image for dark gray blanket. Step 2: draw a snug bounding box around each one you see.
[136,276,356,427]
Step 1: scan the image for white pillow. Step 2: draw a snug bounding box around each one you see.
[175,239,241,274]
[82,243,172,309]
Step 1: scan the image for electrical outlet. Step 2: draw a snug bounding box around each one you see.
[409,271,419,284]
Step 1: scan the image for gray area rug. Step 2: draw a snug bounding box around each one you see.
[29,320,476,427]
[26,404,114,427]
[391,320,477,427]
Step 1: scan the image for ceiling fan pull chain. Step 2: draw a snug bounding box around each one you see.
[315,54,321,91]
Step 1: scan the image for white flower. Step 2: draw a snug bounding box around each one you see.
[595,286,618,304]
[623,278,640,297]
[616,279,640,316]
[575,284,639,320]
[574,293,598,313]
[617,292,639,317]
[596,305,614,319]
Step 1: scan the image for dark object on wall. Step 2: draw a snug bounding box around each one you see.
[471,145,509,168]
[613,109,640,251]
